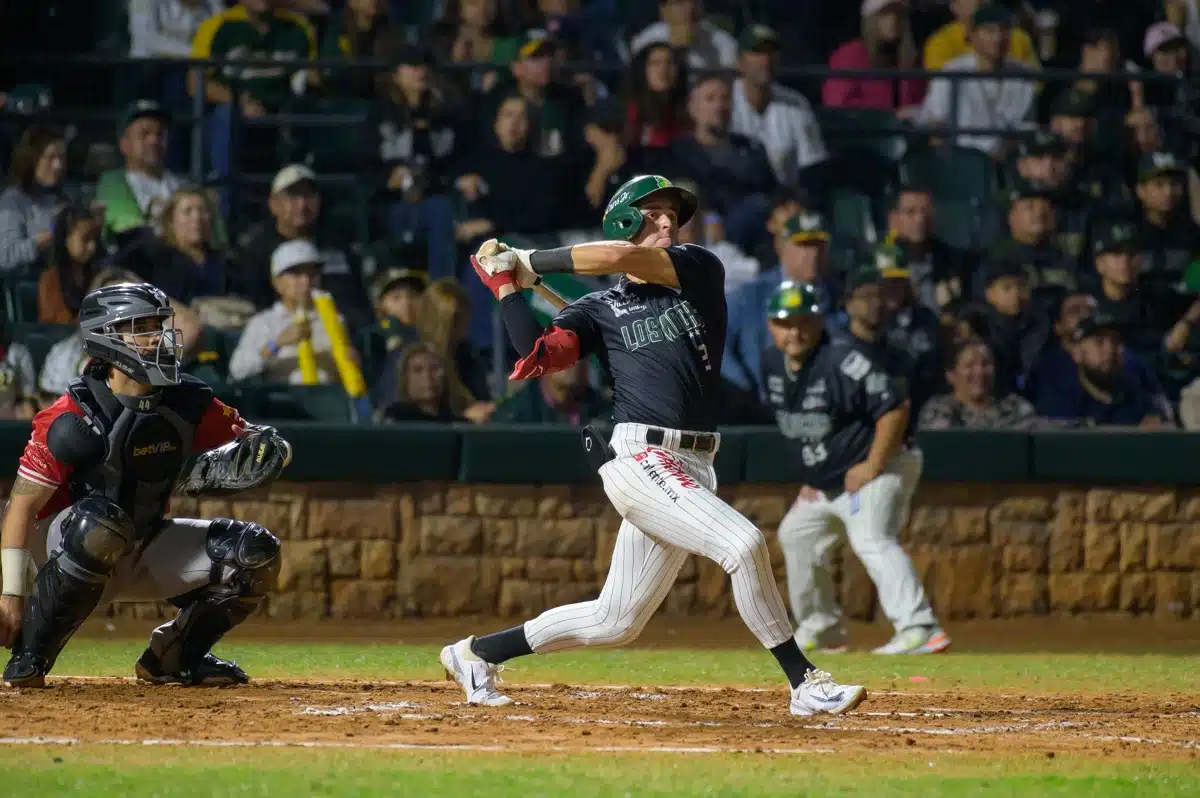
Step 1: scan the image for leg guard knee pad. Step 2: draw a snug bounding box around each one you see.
[146,518,281,674]
[10,497,135,672]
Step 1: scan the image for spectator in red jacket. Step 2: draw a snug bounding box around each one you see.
[823,0,924,113]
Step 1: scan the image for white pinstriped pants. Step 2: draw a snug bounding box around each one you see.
[524,423,795,653]
[777,448,936,643]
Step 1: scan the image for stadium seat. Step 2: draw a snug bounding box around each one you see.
[899,145,999,204]
[933,199,986,252]
[817,107,909,162]
[11,323,75,374]
[252,384,353,423]
[828,186,879,244]
[287,97,373,175]
[11,280,39,324]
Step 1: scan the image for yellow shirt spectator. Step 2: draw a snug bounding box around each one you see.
[923,21,1039,71]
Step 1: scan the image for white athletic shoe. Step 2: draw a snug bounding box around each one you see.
[789,670,867,716]
[872,626,952,655]
[440,636,514,707]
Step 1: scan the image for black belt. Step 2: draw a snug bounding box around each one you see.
[645,428,717,454]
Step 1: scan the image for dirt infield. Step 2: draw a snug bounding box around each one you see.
[2,677,1197,759]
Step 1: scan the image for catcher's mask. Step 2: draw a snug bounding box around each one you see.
[602,175,698,241]
[79,282,182,387]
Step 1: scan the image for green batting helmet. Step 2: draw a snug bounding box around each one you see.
[602,175,698,241]
[768,280,822,320]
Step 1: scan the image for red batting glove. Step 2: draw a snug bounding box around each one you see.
[471,255,518,300]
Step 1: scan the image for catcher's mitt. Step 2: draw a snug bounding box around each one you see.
[179,424,292,497]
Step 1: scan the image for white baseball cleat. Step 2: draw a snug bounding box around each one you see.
[440,636,514,707]
[789,670,867,716]
[872,626,951,655]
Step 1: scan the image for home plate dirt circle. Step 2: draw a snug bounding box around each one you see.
[0,679,1197,758]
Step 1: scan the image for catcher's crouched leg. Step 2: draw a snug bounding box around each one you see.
[136,518,281,687]
[5,497,136,688]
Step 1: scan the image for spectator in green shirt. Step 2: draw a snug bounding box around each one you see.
[190,0,316,209]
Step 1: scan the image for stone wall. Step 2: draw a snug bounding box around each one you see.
[4,480,1200,621]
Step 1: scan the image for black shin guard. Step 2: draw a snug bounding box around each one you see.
[11,556,107,672]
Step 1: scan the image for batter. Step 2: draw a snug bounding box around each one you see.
[439,175,866,716]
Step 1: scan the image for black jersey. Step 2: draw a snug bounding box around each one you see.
[761,332,907,493]
[551,244,727,431]
[850,330,923,435]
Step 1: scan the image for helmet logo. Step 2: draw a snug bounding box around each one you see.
[781,289,804,308]
[654,176,671,189]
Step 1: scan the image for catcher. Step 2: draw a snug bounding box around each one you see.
[0,282,291,688]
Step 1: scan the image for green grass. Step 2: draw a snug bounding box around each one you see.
[2,747,1197,798]
[54,639,1200,694]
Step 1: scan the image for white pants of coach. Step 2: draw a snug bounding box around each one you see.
[778,448,935,643]
[523,423,795,654]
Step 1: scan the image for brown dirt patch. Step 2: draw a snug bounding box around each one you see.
[2,678,1197,759]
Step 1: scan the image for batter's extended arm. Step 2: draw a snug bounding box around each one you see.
[508,242,679,288]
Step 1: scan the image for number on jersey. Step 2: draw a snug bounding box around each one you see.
[840,351,872,381]
[801,443,828,467]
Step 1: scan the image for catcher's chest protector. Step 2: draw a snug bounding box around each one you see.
[64,376,207,533]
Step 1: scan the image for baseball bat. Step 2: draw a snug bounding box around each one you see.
[533,281,570,311]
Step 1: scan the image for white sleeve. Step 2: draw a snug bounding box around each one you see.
[11,344,36,395]
[1003,77,1037,128]
[714,29,739,68]
[128,0,195,58]
[920,76,952,125]
[228,317,270,382]
[38,338,82,395]
[792,103,828,169]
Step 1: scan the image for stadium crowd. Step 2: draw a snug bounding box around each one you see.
[0,0,1198,430]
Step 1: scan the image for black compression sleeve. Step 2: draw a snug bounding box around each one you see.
[500,291,545,357]
[529,246,576,274]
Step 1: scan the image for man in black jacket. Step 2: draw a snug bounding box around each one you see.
[885,184,972,314]
[670,74,776,251]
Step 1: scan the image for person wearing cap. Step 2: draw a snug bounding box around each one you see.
[823,0,924,113]
[969,256,1049,397]
[885,184,971,313]
[1142,21,1192,110]
[723,212,839,395]
[235,163,370,325]
[629,0,737,69]
[1134,151,1200,292]
[670,74,775,251]
[918,5,1037,158]
[841,260,929,419]
[1033,310,1171,428]
[1047,89,1099,167]
[229,239,348,384]
[359,267,427,385]
[372,32,465,283]
[485,30,586,159]
[985,178,1077,316]
[922,0,1038,72]
[763,280,947,655]
[872,244,943,402]
[95,100,187,244]
[730,24,828,187]
[1084,221,1169,359]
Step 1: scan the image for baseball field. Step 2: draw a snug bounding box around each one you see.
[1,616,1197,797]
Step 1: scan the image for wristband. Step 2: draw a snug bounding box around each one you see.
[529,246,576,275]
[1,548,32,597]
